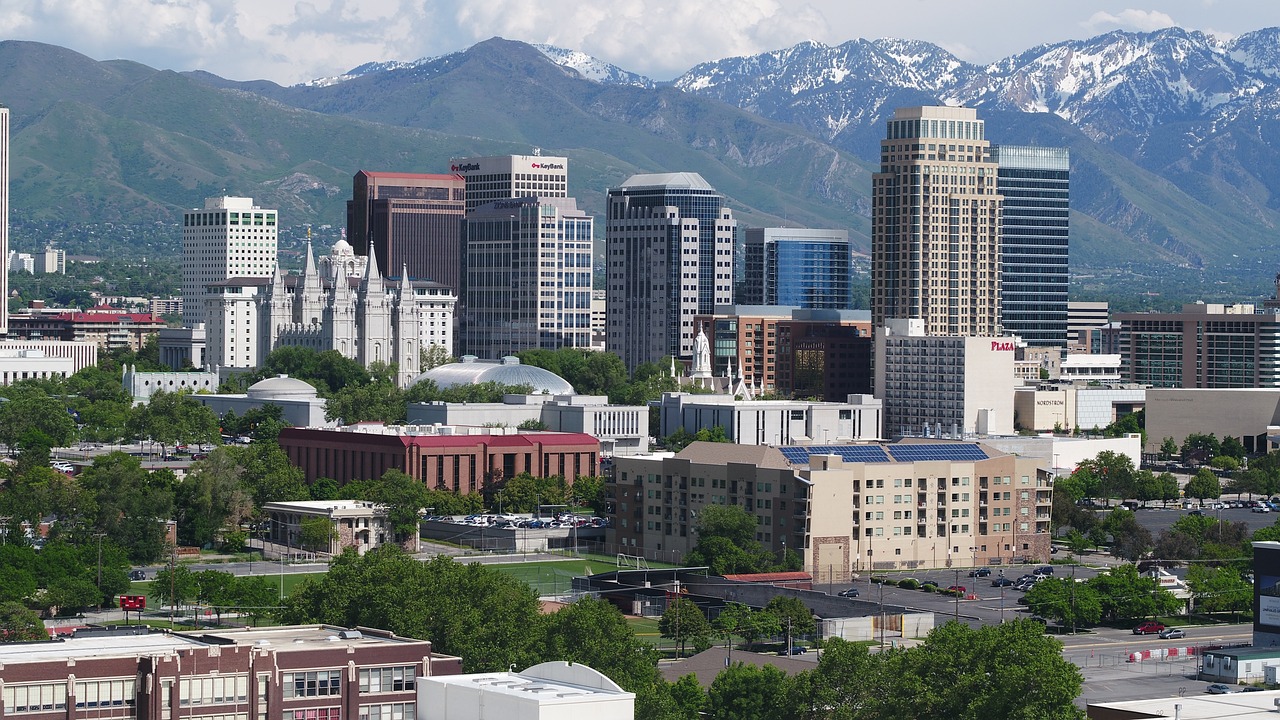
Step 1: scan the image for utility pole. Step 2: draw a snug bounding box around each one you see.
[878,580,885,649]
[1071,564,1077,635]
[954,567,960,621]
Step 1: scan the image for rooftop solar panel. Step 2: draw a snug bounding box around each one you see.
[886,444,989,462]
[778,445,891,465]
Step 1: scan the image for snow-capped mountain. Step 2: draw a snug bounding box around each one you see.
[532,44,655,87]
[296,57,446,87]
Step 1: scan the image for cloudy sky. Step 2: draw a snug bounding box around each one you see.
[3,0,1280,85]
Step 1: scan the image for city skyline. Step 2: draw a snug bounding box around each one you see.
[3,2,1279,86]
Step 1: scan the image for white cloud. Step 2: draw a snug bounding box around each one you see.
[1082,9,1179,33]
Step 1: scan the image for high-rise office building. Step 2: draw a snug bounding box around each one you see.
[0,107,8,336]
[181,197,277,326]
[345,171,466,289]
[460,197,593,357]
[993,145,1070,347]
[605,172,736,371]
[870,106,1003,336]
[741,228,852,309]
[446,154,568,213]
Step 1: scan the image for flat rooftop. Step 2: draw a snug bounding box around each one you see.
[0,632,206,663]
[1089,690,1280,719]
[178,625,425,649]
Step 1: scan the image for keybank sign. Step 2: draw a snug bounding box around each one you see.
[451,163,480,172]
[531,162,565,170]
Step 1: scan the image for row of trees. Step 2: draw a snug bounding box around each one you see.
[1023,564,1181,628]
[280,546,1084,720]
[660,596,817,656]
[150,566,279,625]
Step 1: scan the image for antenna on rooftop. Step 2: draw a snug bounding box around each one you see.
[532,147,542,156]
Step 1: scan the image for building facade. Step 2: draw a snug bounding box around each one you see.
[345,170,466,288]
[6,306,166,351]
[278,424,600,492]
[775,312,874,401]
[205,240,456,386]
[1145,388,1280,456]
[408,394,649,456]
[605,441,1051,576]
[0,107,8,335]
[0,625,460,720]
[447,154,569,213]
[740,228,852,309]
[992,145,1070,347]
[874,319,1017,438]
[263,500,409,556]
[0,339,97,372]
[1117,303,1280,388]
[870,106,1003,336]
[0,349,76,385]
[181,196,277,326]
[657,392,883,445]
[605,172,736,372]
[461,198,592,357]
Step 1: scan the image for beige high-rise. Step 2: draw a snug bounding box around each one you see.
[871,106,1002,336]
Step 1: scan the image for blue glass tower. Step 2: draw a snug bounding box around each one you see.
[742,228,852,309]
[992,145,1070,347]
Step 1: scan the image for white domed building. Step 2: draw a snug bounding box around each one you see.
[410,355,575,395]
[193,374,334,428]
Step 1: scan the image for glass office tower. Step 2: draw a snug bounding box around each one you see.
[742,228,852,309]
[992,145,1070,348]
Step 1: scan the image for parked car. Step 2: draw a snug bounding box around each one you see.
[947,585,966,594]
[778,646,807,655]
[991,577,1014,587]
[1205,684,1235,694]
[1158,628,1186,639]
[1133,621,1166,635]
[1189,509,1206,517]
[1033,566,1055,576]
[1254,505,1272,513]
[837,587,860,598]
[129,569,147,581]
[969,567,991,577]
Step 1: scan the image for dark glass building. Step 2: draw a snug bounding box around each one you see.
[741,228,853,309]
[992,145,1070,347]
[345,171,466,290]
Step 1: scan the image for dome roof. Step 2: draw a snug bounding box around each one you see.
[247,375,319,400]
[332,236,354,256]
[411,356,574,395]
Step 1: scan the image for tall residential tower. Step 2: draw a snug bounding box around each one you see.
[992,145,1070,347]
[871,106,1003,336]
[605,172,735,372]
[741,228,852,309]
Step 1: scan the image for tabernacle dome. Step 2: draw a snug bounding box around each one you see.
[411,356,574,395]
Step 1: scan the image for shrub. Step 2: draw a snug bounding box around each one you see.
[897,578,920,590]
[921,583,937,593]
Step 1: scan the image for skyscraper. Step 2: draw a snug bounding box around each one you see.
[181,197,277,327]
[461,197,593,357]
[446,154,568,213]
[345,171,466,289]
[605,172,735,371]
[741,228,852,309]
[870,106,1003,336]
[0,107,8,336]
[992,145,1070,348]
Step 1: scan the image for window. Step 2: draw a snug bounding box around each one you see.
[4,684,68,713]
[181,675,249,705]
[359,667,417,694]
[359,704,415,720]
[287,710,340,720]
[283,671,341,698]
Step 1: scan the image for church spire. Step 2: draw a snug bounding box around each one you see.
[360,241,385,295]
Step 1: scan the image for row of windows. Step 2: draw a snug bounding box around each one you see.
[284,671,342,698]
[358,667,416,694]
[181,676,249,706]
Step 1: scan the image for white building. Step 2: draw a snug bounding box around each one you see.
[874,318,1017,438]
[1059,353,1122,383]
[0,339,97,373]
[0,107,8,335]
[6,251,31,274]
[194,375,331,429]
[1013,384,1146,433]
[417,662,634,720]
[0,349,75,384]
[605,172,736,372]
[157,325,206,370]
[657,392,882,445]
[181,196,278,326]
[461,197,592,357]
[1146,387,1280,456]
[203,239,456,387]
[447,154,569,213]
[34,245,64,274]
[262,499,407,557]
[409,394,648,456]
[981,433,1143,476]
[123,367,221,401]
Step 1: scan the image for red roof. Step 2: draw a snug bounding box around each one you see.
[359,170,464,182]
[721,572,813,583]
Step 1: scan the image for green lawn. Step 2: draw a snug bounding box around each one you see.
[489,559,620,595]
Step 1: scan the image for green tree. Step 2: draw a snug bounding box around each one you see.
[419,344,454,372]
[1078,451,1136,502]
[1133,470,1160,507]
[152,565,199,616]
[1185,468,1222,504]
[77,452,177,562]
[174,450,254,547]
[0,602,47,642]
[194,570,238,624]
[1220,436,1246,460]
[0,385,79,458]
[126,390,219,454]
[685,504,773,575]
[1186,564,1252,617]
[325,378,406,424]
[707,663,791,720]
[341,470,428,544]
[40,576,102,616]
[233,575,279,626]
[1181,433,1221,465]
[1159,437,1179,461]
[1157,472,1181,506]
[517,418,549,431]
[1023,577,1102,629]
[1087,564,1180,621]
[539,597,662,693]
[1210,456,1240,472]
[659,597,712,657]
[298,517,337,554]
[568,475,607,514]
[765,595,816,650]
[229,443,309,510]
[1063,529,1092,556]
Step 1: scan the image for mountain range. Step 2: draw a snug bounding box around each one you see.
[2,28,1280,295]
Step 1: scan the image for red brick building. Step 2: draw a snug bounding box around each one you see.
[0,625,461,720]
[278,425,600,493]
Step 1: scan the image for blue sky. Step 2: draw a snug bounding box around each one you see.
[3,1,1279,85]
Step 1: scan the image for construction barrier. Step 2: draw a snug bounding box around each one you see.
[1128,647,1199,663]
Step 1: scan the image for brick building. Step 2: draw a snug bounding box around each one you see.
[278,425,600,493]
[0,625,461,720]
